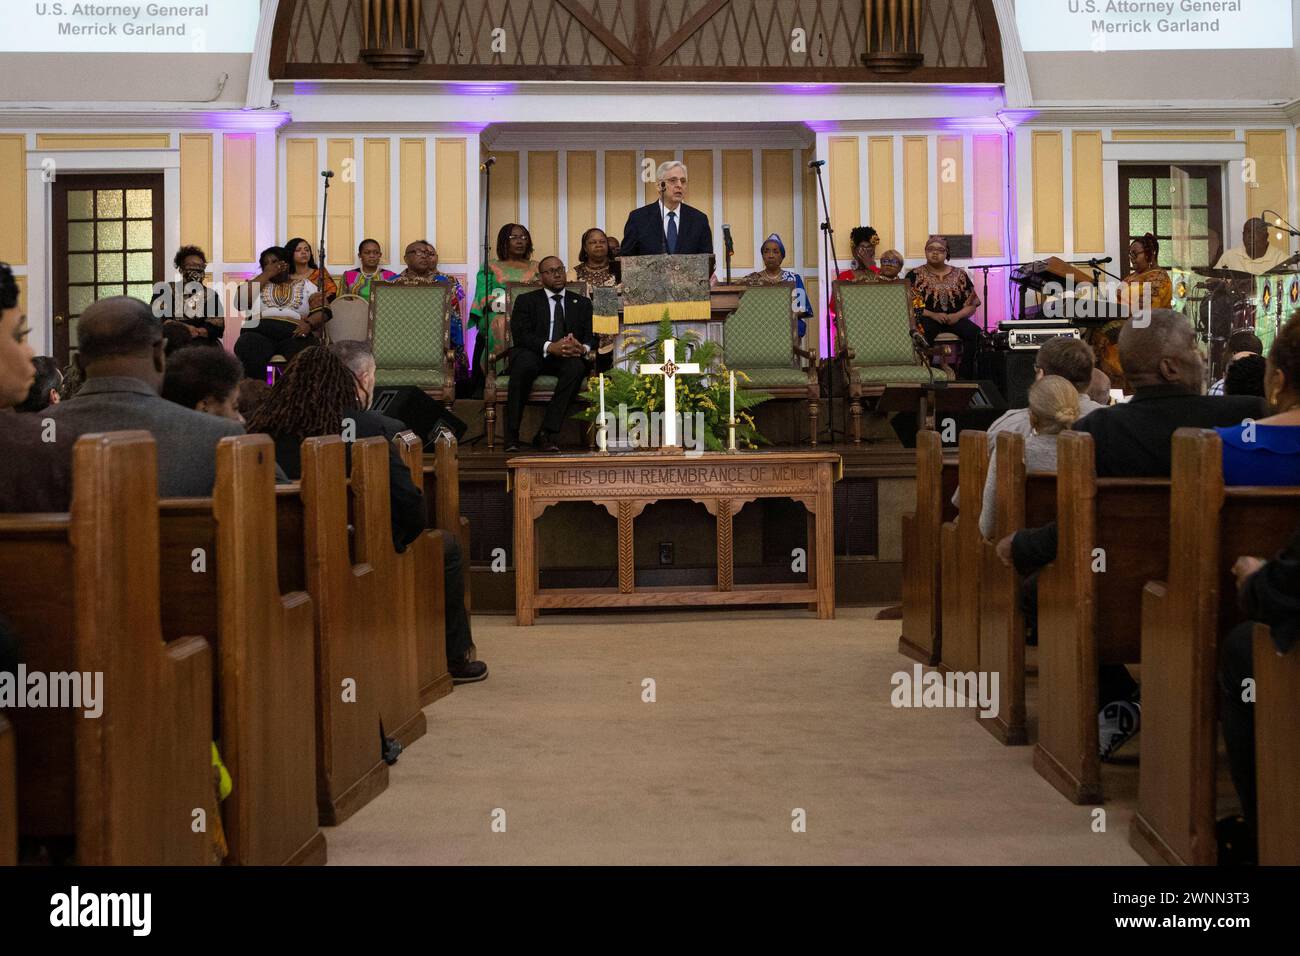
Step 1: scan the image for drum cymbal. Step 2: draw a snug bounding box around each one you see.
[1192,267,1255,280]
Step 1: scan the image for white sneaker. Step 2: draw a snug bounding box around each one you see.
[1098,700,1141,760]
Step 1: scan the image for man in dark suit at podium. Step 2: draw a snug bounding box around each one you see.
[505,256,595,452]
[620,161,714,257]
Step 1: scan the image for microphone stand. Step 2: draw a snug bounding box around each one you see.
[475,158,493,405]
[811,161,843,444]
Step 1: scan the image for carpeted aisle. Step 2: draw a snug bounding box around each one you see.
[326,607,1143,865]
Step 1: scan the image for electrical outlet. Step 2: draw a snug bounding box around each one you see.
[658,542,674,565]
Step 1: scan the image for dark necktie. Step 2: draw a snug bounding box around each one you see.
[666,210,678,254]
[551,293,566,340]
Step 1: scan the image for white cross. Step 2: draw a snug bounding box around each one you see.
[638,338,701,448]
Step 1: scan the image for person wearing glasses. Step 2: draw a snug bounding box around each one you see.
[619,161,714,258]
[469,223,540,397]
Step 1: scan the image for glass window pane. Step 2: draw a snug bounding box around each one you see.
[69,221,94,251]
[68,190,93,219]
[1156,209,1172,236]
[1128,178,1153,205]
[97,221,123,251]
[126,252,152,282]
[1158,250,1173,269]
[96,190,123,218]
[69,285,94,315]
[126,189,152,218]
[1129,209,1153,235]
[68,253,93,284]
[1188,240,1209,266]
[127,283,153,302]
[126,220,152,249]
[1187,179,1208,205]
[68,319,79,348]
[1155,178,1172,205]
[98,254,124,282]
[97,284,124,299]
[1188,207,1209,233]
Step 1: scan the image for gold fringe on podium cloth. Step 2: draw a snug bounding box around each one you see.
[593,314,619,335]
[622,300,711,325]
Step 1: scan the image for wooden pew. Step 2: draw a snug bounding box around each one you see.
[349,437,428,749]
[900,430,946,664]
[1254,622,1300,865]
[1131,429,1300,864]
[938,430,988,674]
[0,432,212,864]
[419,430,473,617]
[0,716,15,866]
[977,431,1056,745]
[276,436,388,826]
[1035,431,1171,804]
[395,433,453,706]
[158,435,325,866]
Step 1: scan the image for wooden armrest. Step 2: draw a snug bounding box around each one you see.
[793,346,814,360]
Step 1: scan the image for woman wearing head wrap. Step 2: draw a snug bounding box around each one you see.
[836,226,882,282]
[741,233,813,337]
[1089,233,1173,388]
[905,234,982,380]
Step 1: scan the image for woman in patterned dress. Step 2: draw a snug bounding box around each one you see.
[469,223,540,396]
[905,235,982,380]
[741,233,813,337]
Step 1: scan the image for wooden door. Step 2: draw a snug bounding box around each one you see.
[50,174,165,366]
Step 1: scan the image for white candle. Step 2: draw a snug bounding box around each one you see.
[598,372,607,451]
[729,371,736,452]
[729,370,735,421]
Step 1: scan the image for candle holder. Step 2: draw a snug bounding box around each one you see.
[727,417,738,454]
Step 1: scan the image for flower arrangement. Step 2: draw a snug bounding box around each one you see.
[573,313,772,451]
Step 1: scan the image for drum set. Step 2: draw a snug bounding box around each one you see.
[1180,260,1300,384]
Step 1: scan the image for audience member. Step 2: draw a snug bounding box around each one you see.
[1087,368,1112,407]
[236,378,270,421]
[1217,312,1300,486]
[1223,353,1266,398]
[233,246,325,380]
[15,355,62,413]
[58,361,83,401]
[1209,330,1264,396]
[986,336,1103,439]
[151,244,224,347]
[161,345,245,424]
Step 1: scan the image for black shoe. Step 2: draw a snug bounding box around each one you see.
[382,735,403,766]
[450,658,488,684]
[504,440,520,453]
[1216,814,1258,866]
[533,430,560,453]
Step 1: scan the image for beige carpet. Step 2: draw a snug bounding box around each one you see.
[326,607,1144,865]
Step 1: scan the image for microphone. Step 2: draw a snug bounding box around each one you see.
[1087,256,1112,265]
[320,169,335,178]
[479,156,496,172]
[722,224,734,255]
[807,159,826,169]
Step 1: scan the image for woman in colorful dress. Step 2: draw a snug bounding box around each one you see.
[741,233,813,337]
[469,223,540,396]
[836,226,882,282]
[1090,232,1174,389]
[283,236,338,302]
[233,245,326,380]
[571,227,619,371]
[340,238,398,300]
[905,235,982,380]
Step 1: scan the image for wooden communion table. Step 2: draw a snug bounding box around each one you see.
[508,451,841,625]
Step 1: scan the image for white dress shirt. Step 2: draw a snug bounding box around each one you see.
[541,289,589,357]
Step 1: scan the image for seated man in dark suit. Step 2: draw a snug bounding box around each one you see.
[40,296,245,507]
[996,309,1267,759]
[504,255,595,453]
[619,161,714,258]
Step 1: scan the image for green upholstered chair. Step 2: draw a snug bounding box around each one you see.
[721,282,819,444]
[368,282,455,402]
[484,281,592,450]
[833,279,931,444]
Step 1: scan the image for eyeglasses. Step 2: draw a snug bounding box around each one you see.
[539,265,566,275]
[662,177,687,186]
[508,233,528,241]
[880,258,903,265]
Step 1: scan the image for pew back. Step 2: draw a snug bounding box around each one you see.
[0,716,14,865]
[901,429,945,664]
[940,431,988,674]
[1254,623,1300,865]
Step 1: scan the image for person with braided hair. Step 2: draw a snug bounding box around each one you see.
[1090,233,1173,389]
[836,225,882,282]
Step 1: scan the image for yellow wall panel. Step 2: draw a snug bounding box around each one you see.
[868,136,895,254]
[179,134,212,257]
[972,134,1004,258]
[362,138,391,259]
[326,138,355,265]
[936,135,964,236]
[1072,130,1104,254]
[435,138,467,263]
[643,151,676,204]
[527,150,559,261]
[35,133,170,150]
[0,135,26,265]
[682,149,713,236]
[284,138,318,246]
[829,136,860,263]
[722,149,755,270]
[802,148,819,269]
[902,136,929,258]
[486,150,519,255]
[1245,130,1290,252]
[1111,129,1234,142]
[221,133,256,264]
[761,150,794,256]
[566,151,597,267]
[603,150,637,243]
[13,275,25,310]
[398,138,427,255]
[1031,131,1064,254]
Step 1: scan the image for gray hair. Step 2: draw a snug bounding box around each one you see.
[328,340,375,376]
[656,160,687,184]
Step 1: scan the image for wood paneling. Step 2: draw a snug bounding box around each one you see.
[222,133,257,264]
[179,134,212,257]
[972,134,1004,258]
[398,138,427,254]
[486,150,520,254]
[829,136,861,263]
[1031,131,1064,254]
[35,133,171,151]
[0,135,26,265]
[362,138,391,258]
[683,149,714,240]
[802,147,820,269]
[1245,130,1290,253]
[902,136,929,258]
[868,136,895,254]
[936,135,964,236]
[1072,130,1105,254]
[761,150,795,258]
[722,149,755,270]
[527,150,559,261]
[284,138,319,245]
[566,151,597,267]
[603,150,637,244]
[435,138,467,262]
[1111,130,1235,142]
[326,138,355,264]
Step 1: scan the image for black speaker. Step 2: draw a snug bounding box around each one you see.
[978,349,1038,409]
[889,379,1008,447]
[371,386,468,446]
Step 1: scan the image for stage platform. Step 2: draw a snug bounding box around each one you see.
[442,436,951,616]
